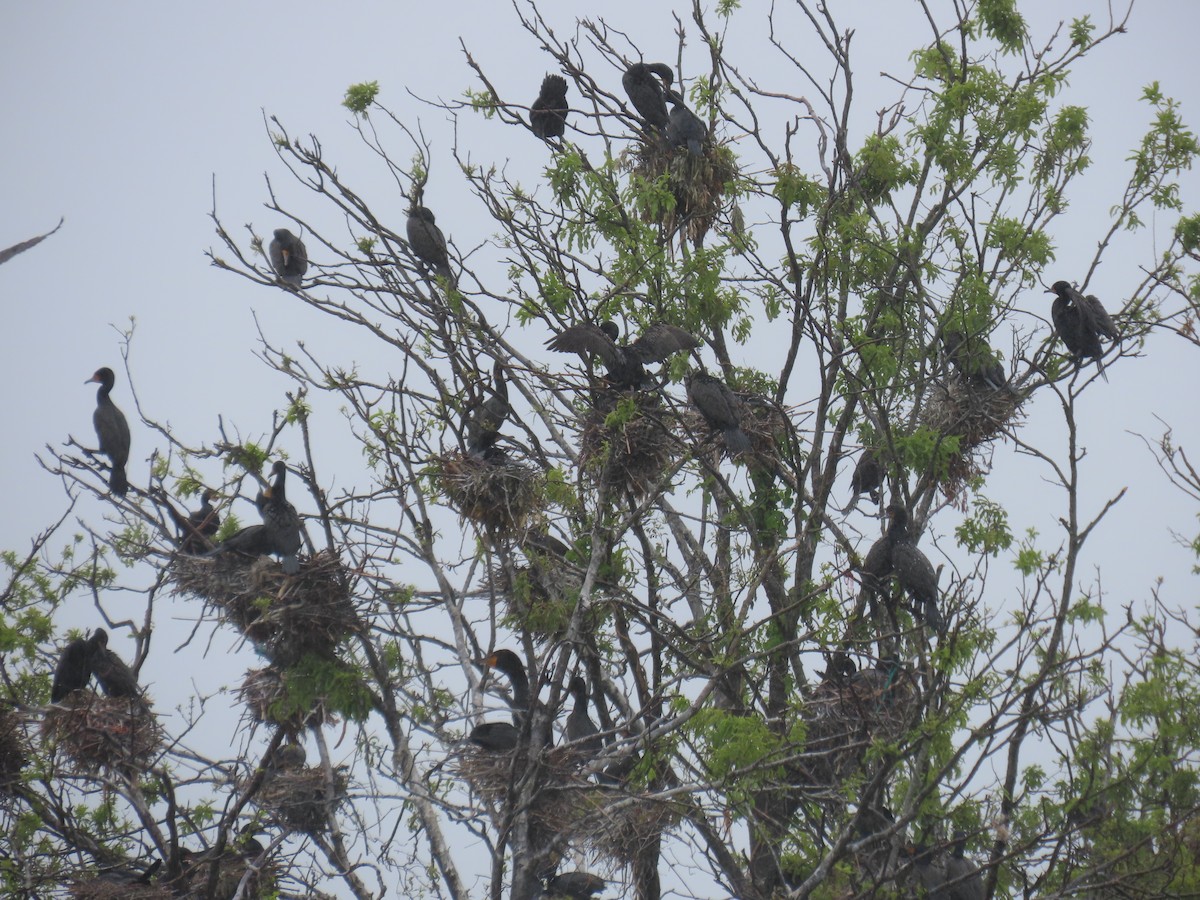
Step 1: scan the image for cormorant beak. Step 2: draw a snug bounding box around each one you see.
[1044,287,1055,294]
[85,374,99,384]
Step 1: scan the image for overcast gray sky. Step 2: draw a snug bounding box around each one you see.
[3,0,1199,893]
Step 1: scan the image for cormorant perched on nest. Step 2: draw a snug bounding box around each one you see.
[942,329,1007,390]
[686,371,751,453]
[268,228,308,287]
[470,649,546,751]
[943,832,985,900]
[565,675,603,756]
[842,447,883,514]
[160,487,221,554]
[1046,280,1120,380]
[467,721,520,752]
[464,360,511,461]
[622,62,673,133]
[212,461,302,573]
[530,74,569,140]
[861,503,944,633]
[543,871,608,899]
[666,90,706,155]
[406,206,455,286]
[86,367,130,496]
[87,629,142,700]
[546,320,699,390]
[51,635,92,702]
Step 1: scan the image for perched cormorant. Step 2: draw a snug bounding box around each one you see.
[467,721,520,752]
[861,503,944,632]
[406,206,455,286]
[544,871,608,899]
[51,636,92,702]
[565,675,603,756]
[622,62,673,133]
[686,371,752,453]
[213,461,301,573]
[842,447,883,514]
[1046,280,1120,380]
[943,832,985,900]
[464,360,511,461]
[162,488,220,554]
[268,228,308,287]
[666,90,706,156]
[942,329,1006,390]
[86,367,131,496]
[547,320,700,390]
[87,629,142,700]
[530,74,569,140]
[904,843,946,896]
[267,739,307,772]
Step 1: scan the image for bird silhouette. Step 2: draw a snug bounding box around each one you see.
[666,90,706,155]
[212,461,301,573]
[407,206,455,286]
[687,371,752,453]
[860,503,944,633]
[464,360,511,462]
[546,320,699,390]
[86,367,131,496]
[268,228,308,286]
[622,62,674,133]
[51,635,92,702]
[530,74,569,139]
[842,447,883,513]
[1046,280,1119,380]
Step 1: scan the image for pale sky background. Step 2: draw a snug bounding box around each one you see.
[2,1,1199,896]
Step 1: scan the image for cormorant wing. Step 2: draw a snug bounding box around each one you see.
[629,323,701,363]
[1081,294,1120,341]
[545,323,622,371]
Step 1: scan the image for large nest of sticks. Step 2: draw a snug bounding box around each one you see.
[580,393,676,498]
[792,664,920,791]
[436,452,542,536]
[176,854,278,900]
[68,879,171,900]
[0,704,29,792]
[42,694,162,773]
[625,137,739,244]
[486,559,608,642]
[238,667,331,732]
[169,550,359,666]
[252,766,348,834]
[571,789,683,865]
[920,378,1024,497]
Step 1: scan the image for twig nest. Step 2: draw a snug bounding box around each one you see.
[253,766,348,834]
[0,704,29,792]
[436,452,542,536]
[580,393,676,498]
[793,664,920,789]
[572,790,682,865]
[486,561,606,642]
[177,852,278,900]
[68,879,171,900]
[920,377,1024,498]
[238,667,331,732]
[169,550,359,666]
[42,694,162,773]
[625,138,739,244]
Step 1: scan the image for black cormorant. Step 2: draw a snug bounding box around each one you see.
[467,721,520,751]
[162,488,220,554]
[268,228,308,287]
[622,62,673,133]
[686,371,752,453]
[904,843,946,896]
[51,636,92,702]
[943,832,985,900]
[406,206,455,286]
[469,649,535,751]
[666,90,706,156]
[565,675,603,756]
[530,74,569,140]
[464,360,511,461]
[544,871,607,899]
[86,367,131,496]
[213,461,301,573]
[87,629,142,700]
[547,320,699,390]
[861,503,944,632]
[942,329,1006,390]
[842,447,882,513]
[1046,280,1120,379]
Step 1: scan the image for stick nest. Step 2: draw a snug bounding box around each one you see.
[793,665,920,790]
[68,880,171,900]
[486,558,607,642]
[252,766,349,834]
[0,704,29,792]
[580,394,676,498]
[238,667,332,732]
[169,550,360,666]
[626,138,739,244]
[436,453,542,535]
[42,694,162,773]
[921,378,1024,497]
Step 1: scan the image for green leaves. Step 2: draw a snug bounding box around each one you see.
[342,81,380,116]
